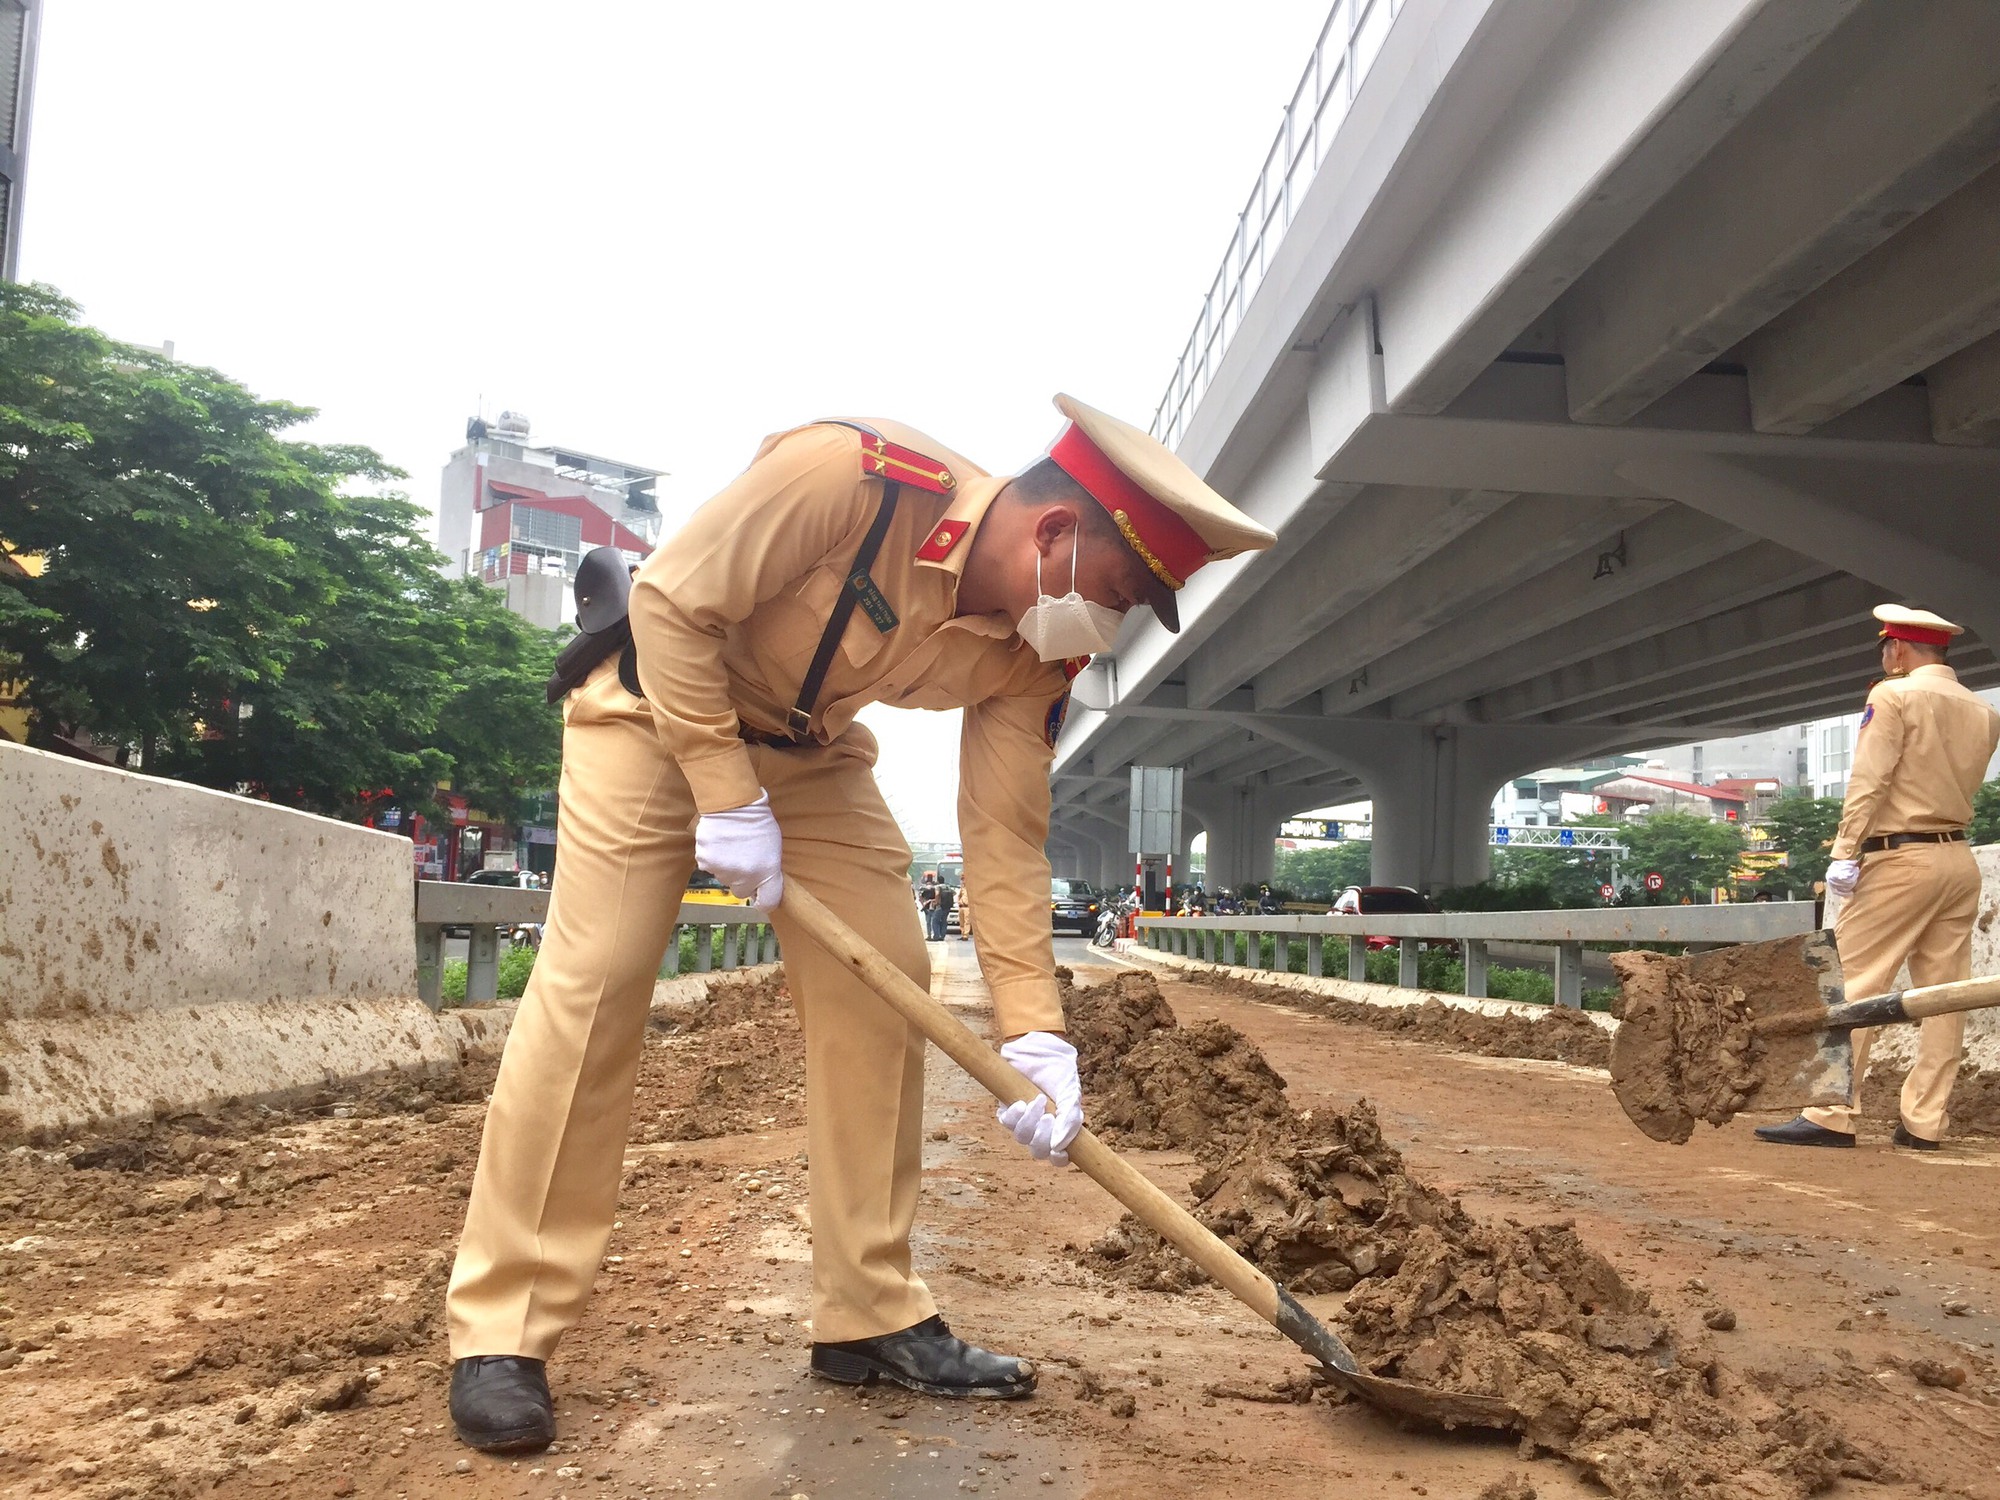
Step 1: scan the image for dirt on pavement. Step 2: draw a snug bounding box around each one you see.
[5,951,2000,1500]
[1073,970,1864,1499]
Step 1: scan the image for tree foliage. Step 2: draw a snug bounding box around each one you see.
[1758,793,1843,896]
[1620,811,1746,903]
[1271,841,1374,901]
[0,282,561,819]
[1973,778,2000,848]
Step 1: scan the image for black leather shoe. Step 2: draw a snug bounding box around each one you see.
[1892,1122,1941,1151]
[811,1315,1036,1399]
[450,1356,555,1452]
[1752,1114,1855,1148]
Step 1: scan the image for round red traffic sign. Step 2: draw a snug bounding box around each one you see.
[1644,871,1665,892]
[1599,883,1616,899]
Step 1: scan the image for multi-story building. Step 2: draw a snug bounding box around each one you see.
[0,0,38,281]
[437,411,665,630]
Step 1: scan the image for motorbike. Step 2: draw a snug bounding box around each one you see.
[1092,891,1137,948]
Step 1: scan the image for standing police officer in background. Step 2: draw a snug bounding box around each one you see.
[443,396,1274,1451]
[1757,605,2000,1151]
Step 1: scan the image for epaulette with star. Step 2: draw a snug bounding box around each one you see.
[858,431,956,496]
[814,418,959,498]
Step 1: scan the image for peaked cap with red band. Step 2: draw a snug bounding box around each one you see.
[1042,393,1275,632]
[1873,603,1962,647]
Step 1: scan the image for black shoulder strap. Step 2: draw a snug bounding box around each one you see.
[785,476,901,743]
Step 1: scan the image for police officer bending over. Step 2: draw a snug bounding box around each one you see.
[444,396,1274,1451]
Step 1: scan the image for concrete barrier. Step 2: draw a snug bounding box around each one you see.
[0,743,506,1140]
[1,742,414,1013]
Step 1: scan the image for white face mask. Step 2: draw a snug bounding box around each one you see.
[1016,531,1126,662]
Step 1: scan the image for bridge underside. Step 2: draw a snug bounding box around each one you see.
[1052,0,2000,894]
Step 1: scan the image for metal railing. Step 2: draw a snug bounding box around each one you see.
[1136,902,1817,1010]
[413,881,777,1011]
[1151,0,1406,450]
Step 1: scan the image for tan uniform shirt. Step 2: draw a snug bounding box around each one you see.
[1830,664,2000,860]
[628,421,1074,1036]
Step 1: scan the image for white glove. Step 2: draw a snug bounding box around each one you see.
[1825,858,1860,897]
[996,1032,1084,1168]
[695,791,785,909]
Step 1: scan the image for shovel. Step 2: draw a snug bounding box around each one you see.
[780,884,1516,1432]
[1609,930,2000,1143]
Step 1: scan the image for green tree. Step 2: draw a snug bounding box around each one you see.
[1972,778,2000,847]
[1489,844,1624,908]
[1759,792,1843,896]
[431,580,565,822]
[1622,811,1745,903]
[1272,841,1375,901]
[1,282,337,758]
[0,282,563,819]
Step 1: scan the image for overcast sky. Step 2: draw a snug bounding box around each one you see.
[24,0,1334,840]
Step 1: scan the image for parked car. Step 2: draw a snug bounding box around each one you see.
[1330,885,1441,950]
[1050,878,1103,935]
[446,867,545,942]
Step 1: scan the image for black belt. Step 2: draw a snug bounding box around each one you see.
[1859,830,1967,853]
[739,722,801,749]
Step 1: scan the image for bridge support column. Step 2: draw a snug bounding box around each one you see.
[1183,786,1289,893]
[1275,722,1626,894]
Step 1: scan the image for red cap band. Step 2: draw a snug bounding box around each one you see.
[1048,423,1209,589]
[1880,622,1952,646]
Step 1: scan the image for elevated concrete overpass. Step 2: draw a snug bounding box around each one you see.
[1050,0,2000,895]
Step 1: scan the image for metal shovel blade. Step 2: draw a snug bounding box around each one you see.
[1276,1288,1519,1430]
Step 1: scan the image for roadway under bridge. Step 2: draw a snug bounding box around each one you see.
[1049,0,2000,895]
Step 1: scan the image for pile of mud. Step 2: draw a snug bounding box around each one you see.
[636,970,805,1143]
[1069,970,1860,1498]
[1172,969,1612,1069]
[1063,970,1293,1157]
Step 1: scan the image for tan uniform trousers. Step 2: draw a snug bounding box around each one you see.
[1804,840,1982,1140]
[447,661,937,1359]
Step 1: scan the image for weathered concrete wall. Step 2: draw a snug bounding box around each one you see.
[0,741,415,1016]
[0,997,515,1139]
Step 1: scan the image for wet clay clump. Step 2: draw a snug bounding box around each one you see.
[1069,971,1856,1498]
[1607,951,1762,1144]
[1064,970,1293,1157]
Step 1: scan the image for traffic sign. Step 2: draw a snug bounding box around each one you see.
[1599,883,1616,899]
[1644,871,1665,892]
[1558,828,1575,846]
[1493,826,1510,845]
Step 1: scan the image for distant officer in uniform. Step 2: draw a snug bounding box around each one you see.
[1756,605,2000,1151]
[444,396,1275,1451]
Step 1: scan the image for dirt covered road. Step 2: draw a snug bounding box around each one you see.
[4,945,2000,1499]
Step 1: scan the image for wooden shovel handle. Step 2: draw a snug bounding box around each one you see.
[1826,973,2000,1028]
[779,885,1286,1328]
[1892,974,2000,1021]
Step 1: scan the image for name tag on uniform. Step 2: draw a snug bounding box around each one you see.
[849,568,899,633]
